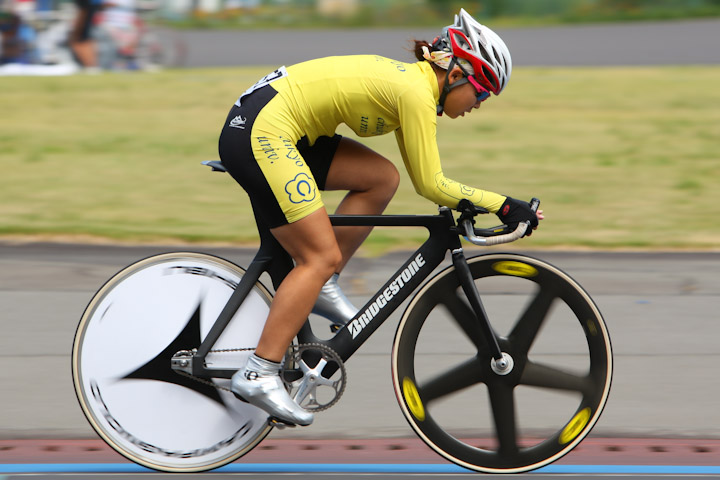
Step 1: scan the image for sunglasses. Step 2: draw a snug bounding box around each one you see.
[467,75,491,103]
[457,63,491,103]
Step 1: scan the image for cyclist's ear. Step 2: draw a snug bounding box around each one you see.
[446,66,464,85]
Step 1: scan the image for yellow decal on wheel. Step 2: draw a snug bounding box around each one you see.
[402,377,425,422]
[559,407,591,445]
[492,261,538,278]
[586,318,598,336]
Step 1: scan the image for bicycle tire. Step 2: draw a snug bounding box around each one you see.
[391,253,612,473]
[72,252,274,472]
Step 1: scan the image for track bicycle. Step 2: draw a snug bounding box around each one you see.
[72,161,612,473]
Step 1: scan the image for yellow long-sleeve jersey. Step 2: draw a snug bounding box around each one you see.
[235,55,505,222]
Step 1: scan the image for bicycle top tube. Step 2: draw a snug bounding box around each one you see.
[328,212,452,227]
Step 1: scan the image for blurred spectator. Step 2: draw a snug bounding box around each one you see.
[95,0,140,69]
[0,9,35,64]
[69,0,102,68]
[0,11,22,63]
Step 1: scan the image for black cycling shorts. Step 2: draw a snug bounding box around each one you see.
[218,84,342,229]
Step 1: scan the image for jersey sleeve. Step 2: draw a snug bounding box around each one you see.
[394,90,506,213]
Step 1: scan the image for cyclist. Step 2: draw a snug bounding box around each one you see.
[218,8,543,426]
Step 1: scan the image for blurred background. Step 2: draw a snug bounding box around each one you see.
[2,0,720,71]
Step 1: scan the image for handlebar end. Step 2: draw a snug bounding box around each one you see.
[530,197,541,212]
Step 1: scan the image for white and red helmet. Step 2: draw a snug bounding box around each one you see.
[436,9,512,95]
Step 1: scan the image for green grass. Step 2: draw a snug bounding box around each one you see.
[2,66,719,252]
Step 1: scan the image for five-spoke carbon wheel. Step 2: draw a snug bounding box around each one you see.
[392,253,612,473]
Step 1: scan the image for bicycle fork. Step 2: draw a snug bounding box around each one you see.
[451,248,513,374]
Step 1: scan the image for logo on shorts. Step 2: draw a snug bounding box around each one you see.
[229,115,247,129]
[285,173,316,204]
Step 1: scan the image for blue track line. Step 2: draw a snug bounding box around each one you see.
[2,464,720,474]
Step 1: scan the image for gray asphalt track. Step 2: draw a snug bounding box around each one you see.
[159,18,720,68]
[1,242,719,441]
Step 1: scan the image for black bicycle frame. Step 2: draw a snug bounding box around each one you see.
[191,207,502,379]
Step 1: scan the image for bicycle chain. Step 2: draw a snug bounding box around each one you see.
[172,346,253,395]
[172,343,346,412]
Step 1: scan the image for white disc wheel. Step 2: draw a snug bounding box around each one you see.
[72,253,274,472]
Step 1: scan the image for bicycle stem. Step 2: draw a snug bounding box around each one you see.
[451,248,505,363]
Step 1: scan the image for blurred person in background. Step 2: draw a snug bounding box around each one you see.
[1,0,36,65]
[217,8,543,426]
[69,0,102,68]
[95,0,139,69]
[0,10,23,63]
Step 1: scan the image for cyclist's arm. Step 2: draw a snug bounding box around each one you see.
[394,91,506,213]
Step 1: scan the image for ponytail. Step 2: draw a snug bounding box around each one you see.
[413,39,433,62]
[412,37,455,75]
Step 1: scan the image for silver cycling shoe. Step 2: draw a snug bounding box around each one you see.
[312,273,358,327]
[231,354,313,427]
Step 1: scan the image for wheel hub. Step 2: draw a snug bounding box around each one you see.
[490,352,514,375]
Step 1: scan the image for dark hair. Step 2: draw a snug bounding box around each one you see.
[411,39,444,72]
[413,39,432,62]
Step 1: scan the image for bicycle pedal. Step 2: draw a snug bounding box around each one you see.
[268,417,297,429]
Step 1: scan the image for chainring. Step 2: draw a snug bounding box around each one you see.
[282,343,347,412]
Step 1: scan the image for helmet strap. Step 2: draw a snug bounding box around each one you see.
[437,57,467,116]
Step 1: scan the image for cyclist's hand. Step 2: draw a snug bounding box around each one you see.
[496,196,540,237]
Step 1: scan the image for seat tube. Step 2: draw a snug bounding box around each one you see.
[451,248,504,361]
[195,258,268,359]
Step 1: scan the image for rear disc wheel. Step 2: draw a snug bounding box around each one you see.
[72,252,275,472]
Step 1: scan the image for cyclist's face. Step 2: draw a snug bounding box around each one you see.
[444,81,485,119]
[443,68,488,119]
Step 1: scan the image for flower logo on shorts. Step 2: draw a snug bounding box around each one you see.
[285,173,317,204]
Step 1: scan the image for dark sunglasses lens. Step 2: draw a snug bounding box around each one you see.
[477,90,490,102]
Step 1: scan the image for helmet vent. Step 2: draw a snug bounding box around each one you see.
[451,31,470,51]
[477,43,491,62]
[482,66,497,88]
[493,49,503,65]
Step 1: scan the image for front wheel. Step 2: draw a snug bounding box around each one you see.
[72,252,274,472]
[392,253,612,473]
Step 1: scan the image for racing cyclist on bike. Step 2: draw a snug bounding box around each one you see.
[218,8,543,426]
